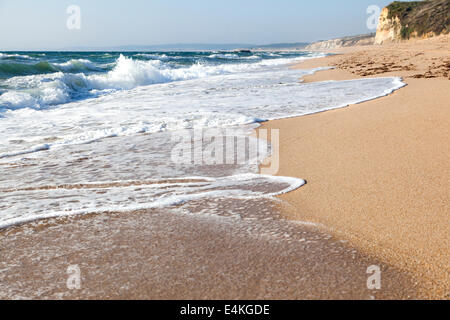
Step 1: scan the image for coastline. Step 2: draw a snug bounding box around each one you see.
[260,36,449,298]
[0,56,425,300]
[0,38,447,300]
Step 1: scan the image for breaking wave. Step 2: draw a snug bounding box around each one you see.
[0,54,313,110]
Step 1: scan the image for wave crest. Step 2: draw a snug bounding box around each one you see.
[0,54,312,110]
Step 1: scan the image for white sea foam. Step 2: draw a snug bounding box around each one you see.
[0,64,404,159]
[0,53,33,60]
[0,54,323,111]
[0,72,73,109]
[134,53,170,60]
[53,59,103,72]
[0,52,406,229]
[208,53,260,60]
[0,174,305,229]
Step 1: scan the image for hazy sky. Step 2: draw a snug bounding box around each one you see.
[0,0,406,50]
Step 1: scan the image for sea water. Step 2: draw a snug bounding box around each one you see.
[0,51,405,228]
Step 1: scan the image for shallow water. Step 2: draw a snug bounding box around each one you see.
[0,51,405,229]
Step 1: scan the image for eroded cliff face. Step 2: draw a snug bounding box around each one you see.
[375,0,449,44]
[305,34,375,50]
[375,7,402,44]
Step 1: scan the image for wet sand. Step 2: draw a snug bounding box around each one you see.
[0,200,421,300]
[1,37,448,300]
[260,35,449,299]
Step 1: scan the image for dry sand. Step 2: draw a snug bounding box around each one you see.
[260,35,450,298]
[0,36,447,300]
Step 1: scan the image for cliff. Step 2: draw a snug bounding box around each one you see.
[305,34,375,51]
[375,0,449,44]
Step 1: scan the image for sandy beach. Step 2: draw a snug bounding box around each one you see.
[2,0,450,306]
[0,36,448,301]
[261,35,449,299]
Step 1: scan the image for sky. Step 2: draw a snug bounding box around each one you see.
[0,0,409,50]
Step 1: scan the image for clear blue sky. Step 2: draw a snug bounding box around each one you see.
[0,0,407,50]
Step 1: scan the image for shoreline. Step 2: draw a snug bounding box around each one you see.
[260,37,449,298]
[0,39,447,299]
[0,202,423,300]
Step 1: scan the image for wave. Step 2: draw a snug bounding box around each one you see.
[0,173,306,229]
[0,51,406,231]
[208,53,240,59]
[0,58,104,78]
[0,61,58,77]
[134,53,170,60]
[208,53,261,60]
[53,59,106,73]
[87,55,170,89]
[0,53,34,60]
[0,74,405,161]
[1,54,310,110]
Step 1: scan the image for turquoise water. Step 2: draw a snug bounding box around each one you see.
[0,51,309,110]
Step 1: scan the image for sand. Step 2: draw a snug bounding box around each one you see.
[260,35,450,298]
[0,203,421,300]
[0,36,448,300]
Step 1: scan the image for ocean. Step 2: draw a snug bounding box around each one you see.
[0,51,405,229]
